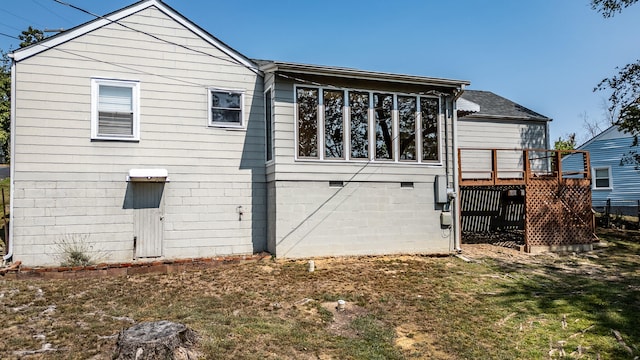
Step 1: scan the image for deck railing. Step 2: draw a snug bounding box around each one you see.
[458,148,590,186]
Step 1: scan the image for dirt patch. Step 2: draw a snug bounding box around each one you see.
[320,301,369,338]
[395,323,453,359]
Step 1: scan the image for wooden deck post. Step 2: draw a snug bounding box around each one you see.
[555,150,562,183]
[584,151,591,179]
[523,150,531,184]
[457,148,462,187]
[491,149,498,185]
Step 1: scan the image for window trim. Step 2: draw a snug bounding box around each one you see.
[294,84,442,165]
[265,86,274,163]
[208,87,245,129]
[420,96,442,163]
[322,88,346,160]
[91,78,140,141]
[295,87,321,159]
[592,166,613,190]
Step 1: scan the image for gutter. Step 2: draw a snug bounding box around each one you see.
[451,86,464,253]
[3,58,15,263]
[260,61,470,89]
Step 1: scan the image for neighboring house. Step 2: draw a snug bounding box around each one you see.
[565,125,640,214]
[6,0,550,266]
[457,90,551,179]
[455,90,552,234]
[457,90,550,149]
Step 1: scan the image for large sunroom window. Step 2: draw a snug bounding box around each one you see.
[350,91,369,159]
[421,97,440,161]
[296,86,441,164]
[297,88,319,158]
[324,89,345,159]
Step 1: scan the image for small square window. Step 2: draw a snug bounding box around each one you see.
[593,167,612,189]
[209,89,244,128]
[91,79,140,141]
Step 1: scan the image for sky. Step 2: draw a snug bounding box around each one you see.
[1,0,638,145]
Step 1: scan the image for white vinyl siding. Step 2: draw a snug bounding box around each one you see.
[91,78,140,140]
[12,6,265,266]
[457,118,548,177]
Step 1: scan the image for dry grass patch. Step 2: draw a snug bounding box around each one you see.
[1,229,639,359]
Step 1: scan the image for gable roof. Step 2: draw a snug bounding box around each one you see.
[10,0,259,73]
[459,90,551,121]
[576,124,631,150]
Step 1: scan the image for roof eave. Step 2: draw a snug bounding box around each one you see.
[261,61,470,89]
[461,113,552,122]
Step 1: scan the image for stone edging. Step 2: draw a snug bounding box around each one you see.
[2,253,271,280]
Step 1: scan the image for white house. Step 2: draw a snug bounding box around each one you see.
[6,0,550,266]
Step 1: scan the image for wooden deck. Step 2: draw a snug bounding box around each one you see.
[458,148,595,252]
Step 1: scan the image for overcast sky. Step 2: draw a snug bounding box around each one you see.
[1,0,638,145]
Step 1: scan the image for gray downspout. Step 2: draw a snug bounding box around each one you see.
[451,86,464,253]
[3,58,16,263]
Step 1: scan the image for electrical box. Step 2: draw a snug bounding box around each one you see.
[440,212,452,227]
[435,175,448,204]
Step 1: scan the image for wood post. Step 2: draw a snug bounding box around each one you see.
[491,149,498,185]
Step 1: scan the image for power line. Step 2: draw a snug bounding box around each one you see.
[31,0,74,26]
[0,22,25,34]
[51,0,258,74]
[2,31,212,89]
[0,8,46,29]
[0,32,19,41]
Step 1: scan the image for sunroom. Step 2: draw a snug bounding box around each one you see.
[259,61,469,258]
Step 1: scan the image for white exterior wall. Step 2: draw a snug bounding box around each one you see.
[457,118,548,177]
[267,77,456,257]
[273,181,451,258]
[12,6,266,266]
[457,118,547,149]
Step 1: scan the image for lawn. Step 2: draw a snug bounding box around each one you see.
[1,229,639,359]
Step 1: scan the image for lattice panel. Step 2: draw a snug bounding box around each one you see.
[525,179,594,247]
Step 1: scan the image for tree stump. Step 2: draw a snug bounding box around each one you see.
[113,320,198,360]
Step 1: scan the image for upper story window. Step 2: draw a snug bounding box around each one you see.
[593,167,612,189]
[91,78,140,141]
[209,89,244,128]
[296,86,441,164]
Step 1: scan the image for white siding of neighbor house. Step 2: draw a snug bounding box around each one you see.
[457,118,548,177]
[12,6,266,266]
[266,76,456,257]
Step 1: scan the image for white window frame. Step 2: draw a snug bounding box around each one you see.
[264,86,274,163]
[293,85,443,165]
[420,96,442,164]
[91,78,140,141]
[208,87,245,129]
[592,166,613,190]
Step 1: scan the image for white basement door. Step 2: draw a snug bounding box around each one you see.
[133,182,164,258]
